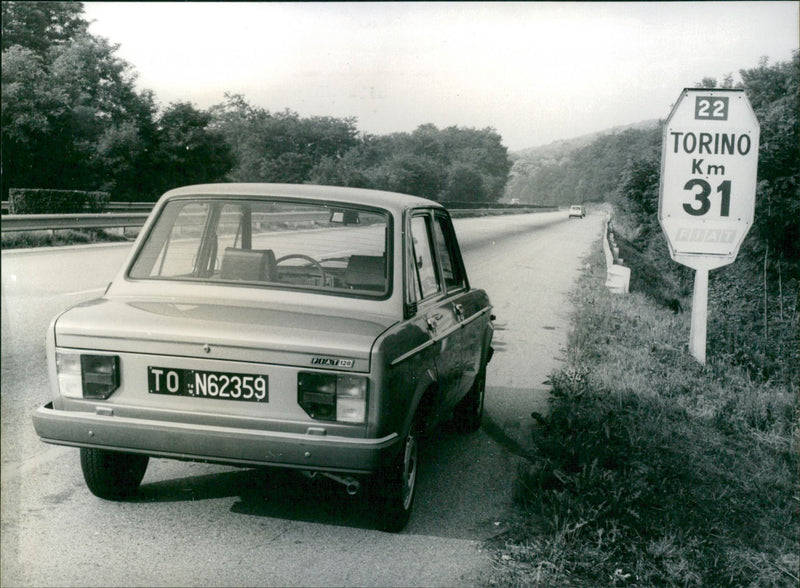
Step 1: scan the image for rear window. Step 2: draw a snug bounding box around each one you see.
[129,198,391,297]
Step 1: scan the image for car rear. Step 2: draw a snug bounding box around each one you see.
[35,294,401,473]
[32,184,473,532]
[33,186,411,472]
[569,204,585,218]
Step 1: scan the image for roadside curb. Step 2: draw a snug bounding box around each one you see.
[481,385,554,462]
[481,410,538,462]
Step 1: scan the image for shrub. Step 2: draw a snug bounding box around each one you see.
[8,188,110,214]
[0,229,131,249]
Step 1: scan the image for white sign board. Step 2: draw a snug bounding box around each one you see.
[659,89,760,270]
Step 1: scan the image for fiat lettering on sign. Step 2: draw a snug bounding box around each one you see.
[658,89,760,269]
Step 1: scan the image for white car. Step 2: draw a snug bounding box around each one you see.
[569,205,585,218]
[33,183,495,532]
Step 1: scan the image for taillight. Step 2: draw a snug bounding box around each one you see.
[56,352,120,399]
[297,372,368,424]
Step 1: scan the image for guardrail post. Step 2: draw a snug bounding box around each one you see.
[603,215,630,294]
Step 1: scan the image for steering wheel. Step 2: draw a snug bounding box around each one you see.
[275,254,327,285]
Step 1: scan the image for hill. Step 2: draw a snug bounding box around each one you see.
[512,119,661,160]
[503,119,661,205]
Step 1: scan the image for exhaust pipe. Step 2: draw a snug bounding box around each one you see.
[301,471,361,495]
[322,473,361,495]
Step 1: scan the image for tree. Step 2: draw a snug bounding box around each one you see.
[378,153,444,197]
[618,152,661,237]
[43,34,152,191]
[1,45,62,193]
[740,53,800,275]
[443,164,486,202]
[209,94,359,184]
[153,102,233,192]
[1,1,87,55]
[308,124,512,201]
[1,1,161,199]
[441,126,511,201]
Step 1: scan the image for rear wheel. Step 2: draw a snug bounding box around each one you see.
[374,416,420,532]
[453,367,486,433]
[80,448,149,499]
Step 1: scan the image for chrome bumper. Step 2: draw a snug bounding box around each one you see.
[33,402,399,474]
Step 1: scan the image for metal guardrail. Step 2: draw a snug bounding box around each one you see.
[1,210,340,233]
[0,201,154,214]
[105,202,154,212]
[1,200,555,233]
[1,212,151,233]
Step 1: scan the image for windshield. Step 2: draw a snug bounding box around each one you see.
[129,198,391,297]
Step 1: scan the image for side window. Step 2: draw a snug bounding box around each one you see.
[217,204,243,252]
[433,215,465,291]
[410,215,441,300]
[131,202,209,278]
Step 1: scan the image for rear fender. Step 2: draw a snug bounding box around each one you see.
[372,318,439,441]
[404,369,439,438]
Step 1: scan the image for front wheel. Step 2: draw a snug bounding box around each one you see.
[80,448,149,499]
[374,416,420,532]
[453,367,486,433]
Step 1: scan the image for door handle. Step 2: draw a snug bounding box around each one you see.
[453,303,464,321]
[426,317,438,333]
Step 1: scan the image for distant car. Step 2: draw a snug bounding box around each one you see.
[509,198,521,205]
[569,205,585,218]
[33,183,494,532]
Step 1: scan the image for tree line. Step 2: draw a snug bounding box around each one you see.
[508,53,798,278]
[1,1,512,203]
[508,52,798,383]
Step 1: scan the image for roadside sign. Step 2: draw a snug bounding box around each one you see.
[658,88,760,364]
[659,88,760,270]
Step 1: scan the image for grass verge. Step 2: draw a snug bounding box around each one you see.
[486,242,798,587]
[1,228,135,249]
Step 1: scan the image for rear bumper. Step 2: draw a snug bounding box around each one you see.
[33,402,399,475]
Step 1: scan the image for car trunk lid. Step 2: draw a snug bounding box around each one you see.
[54,297,395,372]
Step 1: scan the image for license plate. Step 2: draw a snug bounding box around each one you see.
[148,367,268,402]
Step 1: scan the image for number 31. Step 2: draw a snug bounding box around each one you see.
[683,179,731,217]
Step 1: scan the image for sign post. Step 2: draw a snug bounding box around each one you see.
[658,88,759,364]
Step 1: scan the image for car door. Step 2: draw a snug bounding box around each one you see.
[431,211,489,402]
[407,211,463,417]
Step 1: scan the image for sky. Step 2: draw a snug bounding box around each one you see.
[82,2,799,151]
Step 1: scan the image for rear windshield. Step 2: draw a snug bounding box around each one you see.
[129,198,391,297]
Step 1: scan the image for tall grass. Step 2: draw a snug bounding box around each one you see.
[488,244,798,587]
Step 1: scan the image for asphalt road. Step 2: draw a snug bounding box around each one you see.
[0,210,603,586]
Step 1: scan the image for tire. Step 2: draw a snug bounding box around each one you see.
[80,448,149,499]
[453,367,486,433]
[374,416,420,532]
